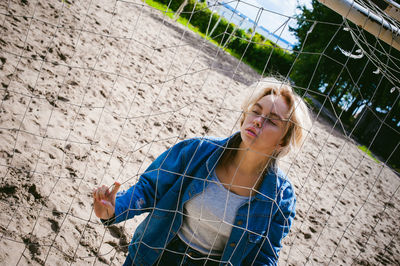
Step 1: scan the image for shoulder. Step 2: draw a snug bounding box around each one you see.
[275,168,292,188]
[172,135,231,152]
[274,167,296,204]
[190,135,230,145]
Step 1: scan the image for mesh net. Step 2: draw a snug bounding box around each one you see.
[0,0,399,265]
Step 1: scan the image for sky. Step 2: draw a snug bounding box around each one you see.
[221,0,312,47]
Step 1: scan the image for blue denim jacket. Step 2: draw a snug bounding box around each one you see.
[110,135,296,266]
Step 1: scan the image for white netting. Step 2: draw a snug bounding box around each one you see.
[0,0,399,265]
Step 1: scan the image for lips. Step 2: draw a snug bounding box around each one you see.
[246,127,257,137]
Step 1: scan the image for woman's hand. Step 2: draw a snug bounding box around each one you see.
[93,182,121,220]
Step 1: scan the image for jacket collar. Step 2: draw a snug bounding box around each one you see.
[205,135,231,175]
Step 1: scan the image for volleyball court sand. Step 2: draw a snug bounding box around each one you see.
[0,0,399,265]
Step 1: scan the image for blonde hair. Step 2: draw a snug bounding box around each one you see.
[241,77,312,161]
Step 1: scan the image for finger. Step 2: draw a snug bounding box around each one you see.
[100,185,110,200]
[97,186,106,201]
[95,188,101,201]
[93,189,101,203]
[109,182,121,198]
[104,185,111,197]
[101,200,113,208]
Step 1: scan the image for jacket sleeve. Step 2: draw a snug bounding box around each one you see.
[110,138,195,224]
[252,183,296,265]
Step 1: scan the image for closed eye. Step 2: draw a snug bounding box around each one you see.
[265,117,276,126]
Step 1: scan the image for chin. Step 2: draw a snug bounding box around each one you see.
[240,130,257,148]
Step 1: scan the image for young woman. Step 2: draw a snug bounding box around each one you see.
[93,78,311,265]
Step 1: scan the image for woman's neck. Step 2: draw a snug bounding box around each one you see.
[215,137,275,196]
[216,150,267,197]
[232,147,271,177]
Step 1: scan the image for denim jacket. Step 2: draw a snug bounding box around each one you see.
[109,135,296,266]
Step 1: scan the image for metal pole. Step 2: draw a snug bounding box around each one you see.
[318,0,400,51]
[382,0,400,22]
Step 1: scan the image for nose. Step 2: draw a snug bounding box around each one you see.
[253,115,264,128]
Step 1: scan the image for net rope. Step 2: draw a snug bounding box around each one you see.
[0,0,399,265]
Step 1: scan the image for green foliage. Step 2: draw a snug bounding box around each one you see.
[253,32,265,43]
[289,0,400,125]
[155,0,186,10]
[143,0,175,18]
[144,0,294,76]
[291,0,400,169]
[358,146,380,163]
[303,96,316,111]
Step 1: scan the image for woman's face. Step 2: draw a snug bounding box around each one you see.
[240,94,290,156]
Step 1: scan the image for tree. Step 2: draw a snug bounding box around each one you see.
[290,0,400,168]
[289,0,399,127]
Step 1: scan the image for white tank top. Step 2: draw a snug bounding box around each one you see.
[177,171,249,256]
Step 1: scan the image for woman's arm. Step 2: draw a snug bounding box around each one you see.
[96,139,194,225]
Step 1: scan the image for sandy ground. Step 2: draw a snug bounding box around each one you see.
[0,0,399,265]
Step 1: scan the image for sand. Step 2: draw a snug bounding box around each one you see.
[0,0,399,265]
